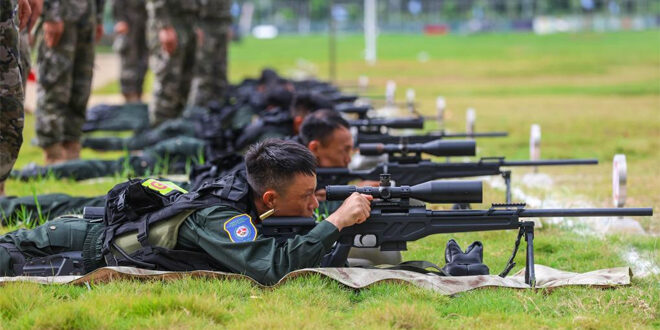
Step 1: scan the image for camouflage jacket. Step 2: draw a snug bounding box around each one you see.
[111,0,145,22]
[146,0,229,29]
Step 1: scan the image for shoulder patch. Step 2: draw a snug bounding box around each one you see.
[142,179,188,195]
[223,214,257,243]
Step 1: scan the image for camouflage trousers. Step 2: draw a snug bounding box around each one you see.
[188,19,229,108]
[0,216,105,276]
[114,6,148,95]
[0,193,105,225]
[148,18,196,127]
[35,19,96,147]
[0,6,25,182]
[18,29,30,89]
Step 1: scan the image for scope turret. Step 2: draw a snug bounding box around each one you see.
[326,180,482,204]
[359,139,476,157]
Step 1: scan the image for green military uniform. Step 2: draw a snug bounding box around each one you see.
[0,193,105,224]
[112,0,148,97]
[188,0,230,107]
[0,0,25,183]
[146,0,196,126]
[0,180,341,285]
[35,0,104,148]
[12,136,205,180]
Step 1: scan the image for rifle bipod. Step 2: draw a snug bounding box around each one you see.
[499,221,536,287]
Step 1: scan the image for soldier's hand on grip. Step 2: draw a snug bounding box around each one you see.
[325,193,373,231]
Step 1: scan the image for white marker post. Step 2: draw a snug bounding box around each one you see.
[530,124,541,173]
[406,89,415,113]
[385,80,396,106]
[613,154,627,208]
[358,75,369,94]
[364,0,377,65]
[466,108,476,137]
[436,96,446,131]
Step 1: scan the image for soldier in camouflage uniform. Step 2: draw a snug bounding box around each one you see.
[112,0,147,103]
[35,0,104,164]
[0,0,30,195]
[146,0,196,127]
[188,0,230,108]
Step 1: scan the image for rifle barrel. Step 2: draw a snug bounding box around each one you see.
[501,159,599,166]
[440,132,508,138]
[519,208,653,217]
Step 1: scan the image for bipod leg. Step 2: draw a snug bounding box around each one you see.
[523,222,536,287]
[502,170,512,203]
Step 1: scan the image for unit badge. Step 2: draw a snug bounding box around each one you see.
[223,214,257,243]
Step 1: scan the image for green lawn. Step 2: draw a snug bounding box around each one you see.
[1,30,659,328]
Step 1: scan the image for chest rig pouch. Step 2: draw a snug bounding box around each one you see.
[102,171,253,271]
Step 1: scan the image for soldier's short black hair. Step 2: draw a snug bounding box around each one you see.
[245,139,317,195]
[265,86,294,109]
[291,92,334,117]
[258,68,280,86]
[299,109,350,146]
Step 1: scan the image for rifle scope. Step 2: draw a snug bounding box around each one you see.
[326,180,482,204]
[335,104,370,116]
[359,139,476,157]
[349,117,424,129]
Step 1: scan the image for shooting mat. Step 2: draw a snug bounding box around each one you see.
[0,265,631,294]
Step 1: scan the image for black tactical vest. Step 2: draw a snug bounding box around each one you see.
[102,170,257,271]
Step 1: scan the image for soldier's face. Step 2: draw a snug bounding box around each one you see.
[272,173,319,217]
[310,127,353,168]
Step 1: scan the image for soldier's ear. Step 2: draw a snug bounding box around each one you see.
[293,116,304,134]
[262,189,278,209]
[308,140,320,154]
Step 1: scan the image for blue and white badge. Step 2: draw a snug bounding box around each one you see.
[223,214,257,243]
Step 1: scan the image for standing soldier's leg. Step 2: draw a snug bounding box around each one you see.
[148,21,195,127]
[35,23,77,164]
[190,20,228,107]
[190,0,230,107]
[62,21,95,160]
[0,2,25,195]
[18,29,30,91]
[116,2,148,103]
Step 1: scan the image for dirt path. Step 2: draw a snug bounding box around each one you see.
[24,53,123,112]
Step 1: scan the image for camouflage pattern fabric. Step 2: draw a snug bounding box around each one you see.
[0,0,25,182]
[35,0,100,147]
[112,0,148,95]
[146,0,197,126]
[188,0,231,107]
[0,265,633,294]
[18,28,29,89]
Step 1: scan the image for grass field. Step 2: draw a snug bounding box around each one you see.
[1,30,659,328]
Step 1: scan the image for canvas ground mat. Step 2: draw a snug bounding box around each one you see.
[0,265,632,295]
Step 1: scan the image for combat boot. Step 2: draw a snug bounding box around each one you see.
[62,141,82,161]
[44,143,66,165]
